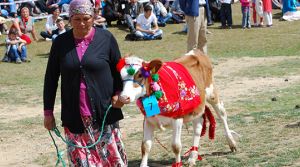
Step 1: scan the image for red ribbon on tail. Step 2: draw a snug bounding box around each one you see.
[200,106,216,140]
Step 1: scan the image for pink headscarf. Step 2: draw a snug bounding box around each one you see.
[69,0,94,17]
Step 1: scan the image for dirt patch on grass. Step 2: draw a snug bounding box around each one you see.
[213,56,300,103]
[0,56,299,166]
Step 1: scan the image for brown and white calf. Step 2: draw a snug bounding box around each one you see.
[119,49,238,167]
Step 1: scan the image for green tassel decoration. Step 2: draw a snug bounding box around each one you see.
[127,67,136,75]
[154,91,163,99]
[152,74,159,82]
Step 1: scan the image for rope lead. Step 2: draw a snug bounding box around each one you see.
[48,104,112,166]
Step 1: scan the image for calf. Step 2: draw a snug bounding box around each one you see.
[118,49,237,167]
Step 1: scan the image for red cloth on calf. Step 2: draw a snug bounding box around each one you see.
[138,62,201,118]
[157,62,201,118]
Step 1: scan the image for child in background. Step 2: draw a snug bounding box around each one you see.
[2,28,28,63]
[240,0,251,29]
[220,0,233,29]
[51,18,69,40]
[252,0,263,27]
[262,0,272,27]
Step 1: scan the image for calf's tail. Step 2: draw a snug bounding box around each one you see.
[200,106,216,140]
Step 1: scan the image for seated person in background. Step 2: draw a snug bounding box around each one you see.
[170,0,185,23]
[51,18,69,40]
[40,7,61,40]
[19,1,42,16]
[160,0,172,11]
[47,0,71,13]
[2,28,28,63]
[13,6,38,41]
[34,0,49,14]
[135,5,163,40]
[0,16,8,35]
[282,0,300,14]
[94,7,107,29]
[124,0,144,33]
[0,0,17,18]
[147,0,172,27]
[102,0,123,26]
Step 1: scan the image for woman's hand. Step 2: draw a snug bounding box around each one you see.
[44,115,56,130]
[112,95,130,108]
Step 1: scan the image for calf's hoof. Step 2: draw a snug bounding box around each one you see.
[186,152,197,166]
[230,145,237,152]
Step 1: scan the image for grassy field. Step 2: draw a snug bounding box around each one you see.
[0,3,300,167]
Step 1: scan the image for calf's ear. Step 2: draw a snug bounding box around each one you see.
[149,59,163,73]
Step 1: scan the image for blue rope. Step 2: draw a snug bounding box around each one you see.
[123,79,144,88]
[48,104,112,167]
[49,131,66,167]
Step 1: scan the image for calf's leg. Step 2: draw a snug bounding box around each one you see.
[140,119,155,167]
[171,118,183,166]
[206,84,237,152]
[187,115,203,166]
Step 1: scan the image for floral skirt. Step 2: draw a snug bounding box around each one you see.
[64,117,127,167]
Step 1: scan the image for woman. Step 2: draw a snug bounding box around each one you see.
[262,0,272,27]
[40,7,61,40]
[43,0,129,166]
[12,6,38,41]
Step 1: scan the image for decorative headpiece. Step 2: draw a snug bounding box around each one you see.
[116,58,126,72]
[69,0,94,17]
[117,58,163,99]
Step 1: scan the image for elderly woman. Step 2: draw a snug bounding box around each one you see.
[43,0,128,166]
[12,6,38,41]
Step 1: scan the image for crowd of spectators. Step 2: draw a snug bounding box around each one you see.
[0,0,299,63]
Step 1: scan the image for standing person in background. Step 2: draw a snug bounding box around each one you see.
[43,0,129,166]
[252,0,263,27]
[262,0,272,27]
[220,0,233,29]
[12,6,38,41]
[179,0,208,54]
[205,0,214,26]
[240,0,251,29]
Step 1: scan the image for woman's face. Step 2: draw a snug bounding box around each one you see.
[21,7,30,18]
[70,14,94,32]
[53,8,60,17]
